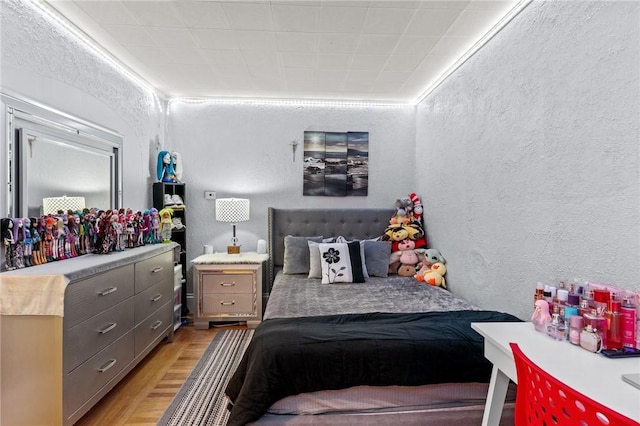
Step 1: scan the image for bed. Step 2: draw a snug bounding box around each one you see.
[225,208,519,426]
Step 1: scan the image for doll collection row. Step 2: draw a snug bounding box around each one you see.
[1,207,175,272]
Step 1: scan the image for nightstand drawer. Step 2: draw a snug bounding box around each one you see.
[201,273,254,294]
[202,293,254,314]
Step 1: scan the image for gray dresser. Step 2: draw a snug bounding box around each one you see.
[1,243,176,425]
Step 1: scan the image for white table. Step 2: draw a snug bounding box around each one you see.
[472,322,640,426]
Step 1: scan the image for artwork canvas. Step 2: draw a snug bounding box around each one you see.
[303,131,368,196]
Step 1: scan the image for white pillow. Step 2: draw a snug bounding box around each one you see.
[318,242,365,284]
[335,236,369,278]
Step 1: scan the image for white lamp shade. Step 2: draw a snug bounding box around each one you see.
[43,196,86,215]
[216,198,250,223]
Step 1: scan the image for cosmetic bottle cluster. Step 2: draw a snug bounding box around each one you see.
[533,281,639,354]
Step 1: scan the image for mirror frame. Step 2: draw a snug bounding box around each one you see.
[2,92,123,218]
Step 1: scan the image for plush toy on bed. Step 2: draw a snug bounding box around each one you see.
[390,196,413,225]
[384,193,429,275]
[414,248,445,278]
[416,262,447,288]
[390,238,421,277]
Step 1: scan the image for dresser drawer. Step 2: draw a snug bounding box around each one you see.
[134,251,173,293]
[202,293,255,315]
[201,272,254,294]
[134,301,172,357]
[64,264,135,329]
[134,277,173,325]
[64,298,135,374]
[64,331,134,419]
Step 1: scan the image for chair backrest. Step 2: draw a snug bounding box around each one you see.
[509,342,639,426]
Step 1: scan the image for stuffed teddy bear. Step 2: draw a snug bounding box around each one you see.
[416,262,447,288]
[389,238,421,276]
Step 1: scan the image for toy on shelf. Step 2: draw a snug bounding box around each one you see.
[157,150,177,183]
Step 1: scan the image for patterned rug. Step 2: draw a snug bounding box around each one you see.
[157,329,254,426]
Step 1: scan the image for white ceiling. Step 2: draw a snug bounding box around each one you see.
[44,0,523,103]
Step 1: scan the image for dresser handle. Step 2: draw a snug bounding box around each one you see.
[151,294,163,302]
[99,286,118,296]
[98,359,117,373]
[220,282,235,287]
[151,320,163,330]
[99,323,117,334]
[221,301,235,306]
[151,266,163,273]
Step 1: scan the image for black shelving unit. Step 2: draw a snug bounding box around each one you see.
[153,182,188,317]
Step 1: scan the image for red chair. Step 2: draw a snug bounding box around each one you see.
[509,342,639,426]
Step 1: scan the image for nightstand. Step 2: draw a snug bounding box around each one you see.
[192,252,268,329]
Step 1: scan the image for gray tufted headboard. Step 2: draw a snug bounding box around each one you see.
[267,207,393,290]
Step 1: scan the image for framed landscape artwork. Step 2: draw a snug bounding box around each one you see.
[303,131,369,196]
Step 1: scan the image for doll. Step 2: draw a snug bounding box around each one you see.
[158,208,173,243]
[157,151,177,183]
[30,217,43,265]
[12,218,25,268]
[124,214,135,248]
[56,215,67,260]
[142,210,153,245]
[2,218,16,271]
[150,208,160,243]
[171,151,183,182]
[41,216,54,262]
[22,217,33,267]
[113,214,124,252]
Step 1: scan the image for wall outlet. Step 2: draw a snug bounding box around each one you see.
[204,191,216,200]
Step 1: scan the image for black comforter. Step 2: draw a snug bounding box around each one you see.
[225,310,520,426]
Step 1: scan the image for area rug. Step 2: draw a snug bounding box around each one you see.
[158,329,254,426]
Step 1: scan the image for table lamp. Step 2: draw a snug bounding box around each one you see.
[43,195,86,215]
[215,198,250,254]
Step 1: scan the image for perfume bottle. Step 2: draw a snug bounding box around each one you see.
[569,315,584,345]
[606,300,624,350]
[621,296,637,349]
[580,324,602,353]
[546,313,566,341]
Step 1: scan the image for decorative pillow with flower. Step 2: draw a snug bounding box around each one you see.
[318,241,365,284]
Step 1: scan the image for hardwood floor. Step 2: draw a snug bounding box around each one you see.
[75,321,245,426]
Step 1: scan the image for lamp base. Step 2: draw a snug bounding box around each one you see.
[227,245,241,254]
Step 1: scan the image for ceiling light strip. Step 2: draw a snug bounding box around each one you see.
[414,0,533,105]
[26,0,160,102]
[169,97,413,109]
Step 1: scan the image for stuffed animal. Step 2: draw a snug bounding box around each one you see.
[414,248,445,279]
[409,192,423,221]
[389,238,420,274]
[416,262,447,288]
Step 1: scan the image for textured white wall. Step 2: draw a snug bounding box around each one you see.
[167,101,416,268]
[416,1,640,320]
[0,0,165,214]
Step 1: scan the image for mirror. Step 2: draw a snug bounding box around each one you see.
[3,92,122,218]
